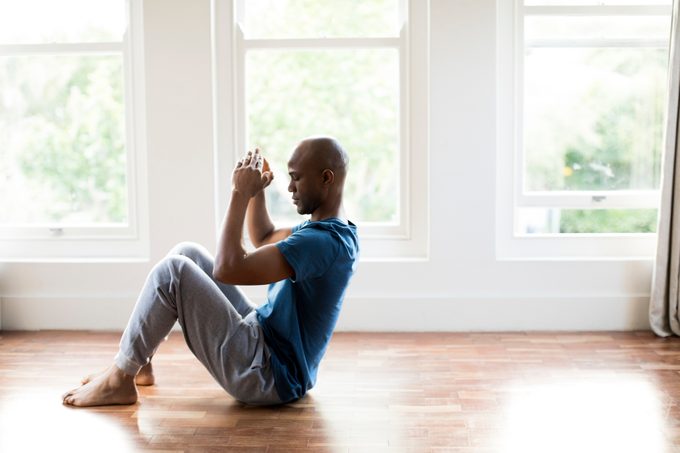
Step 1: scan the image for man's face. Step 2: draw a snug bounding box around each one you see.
[287,146,324,216]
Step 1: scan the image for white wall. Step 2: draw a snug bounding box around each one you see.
[0,0,653,331]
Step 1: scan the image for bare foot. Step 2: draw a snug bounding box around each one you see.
[63,365,138,407]
[134,362,155,386]
[80,368,105,385]
[82,362,155,386]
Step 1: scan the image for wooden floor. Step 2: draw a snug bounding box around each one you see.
[2,331,680,453]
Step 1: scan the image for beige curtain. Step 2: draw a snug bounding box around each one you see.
[650,0,680,336]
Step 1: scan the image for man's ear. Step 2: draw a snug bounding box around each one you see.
[321,169,335,185]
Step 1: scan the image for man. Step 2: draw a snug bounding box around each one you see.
[62,136,359,406]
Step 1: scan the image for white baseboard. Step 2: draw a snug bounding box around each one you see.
[337,296,651,331]
[0,294,651,331]
[1,296,138,331]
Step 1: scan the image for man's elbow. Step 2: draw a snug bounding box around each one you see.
[250,231,273,249]
[212,268,227,284]
[213,259,238,284]
[251,230,276,249]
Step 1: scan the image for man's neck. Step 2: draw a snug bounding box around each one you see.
[310,202,346,223]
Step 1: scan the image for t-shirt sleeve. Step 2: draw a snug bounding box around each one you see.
[276,227,339,282]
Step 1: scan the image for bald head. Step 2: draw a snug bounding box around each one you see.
[286,136,348,219]
[292,136,349,181]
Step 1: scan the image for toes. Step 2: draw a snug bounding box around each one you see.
[64,393,81,406]
[61,386,83,403]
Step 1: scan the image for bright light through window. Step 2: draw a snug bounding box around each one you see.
[518,2,671,235]
[524,47,666,192]
[246,49,400,224]
[241,0,402,225]
[0,0,125,44]
[0,55,126,224]
[0,1,128,226]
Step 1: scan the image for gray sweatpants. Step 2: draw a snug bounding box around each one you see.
[113,242,282,406]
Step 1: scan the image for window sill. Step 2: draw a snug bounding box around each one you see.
[0,237,149,262]
[495,232,657,261]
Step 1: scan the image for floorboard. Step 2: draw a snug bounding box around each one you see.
[1,330,680,452]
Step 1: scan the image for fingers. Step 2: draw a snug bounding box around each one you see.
[232,148,272,195]
[235,148,269,178]
[237,149,264,170]
[234,151,251,169]
[251,148,263,170]
[237,150,251,168]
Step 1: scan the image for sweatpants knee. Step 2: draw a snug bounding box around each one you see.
[168,241,205,259]
[155,254,193,280]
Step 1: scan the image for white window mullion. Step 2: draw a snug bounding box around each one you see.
[235,25,247,164]
[397,22,409,237]
[514,0,526,218]
[0,42,124,56]
[518,190,661,209]
[123,0,148,244]
[524,5,671,16]
[527,39,668,48]
[0,224,135,240]
[242,37,401,50]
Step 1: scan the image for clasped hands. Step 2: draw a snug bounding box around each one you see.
[232,148,274,198]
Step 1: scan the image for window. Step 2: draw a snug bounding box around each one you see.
[0,0,148,260]
[211,0,428,258]
[497,0,672,258]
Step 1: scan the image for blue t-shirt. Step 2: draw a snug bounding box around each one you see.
[255,218,359,403]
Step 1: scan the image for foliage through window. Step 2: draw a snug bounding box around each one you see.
[239,0,402,225]
[517,1,671,235]
[0,0,128,226]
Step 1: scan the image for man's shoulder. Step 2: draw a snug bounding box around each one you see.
[295,219,357,236]
[295,220,359,263]
[282,219,355,248]
[291,220,357,247]
[283,222,338,249]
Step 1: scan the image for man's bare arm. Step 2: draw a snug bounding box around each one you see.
[214,151,294,285]
[247,191,292,248]
[214,191,293,284]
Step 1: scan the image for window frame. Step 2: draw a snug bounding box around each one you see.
[496,0,671,260]
[210,0,429,259]
[0,0,149,261]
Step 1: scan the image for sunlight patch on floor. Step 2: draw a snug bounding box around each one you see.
[500,376,665,453]
[0,392,137,453]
